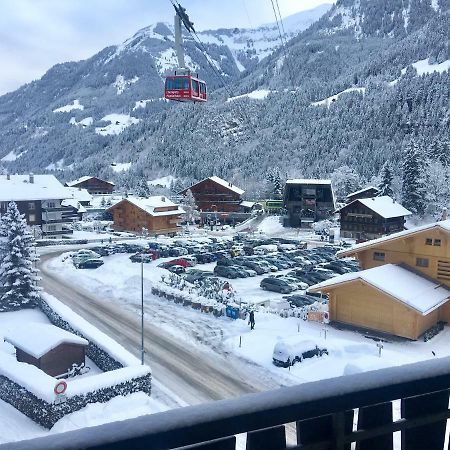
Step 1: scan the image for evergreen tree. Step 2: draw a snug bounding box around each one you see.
[377,162,394,197]
[401,140,426,216]
[100,196,106,207]
[182,189,199,224]
[266,168,284,199]
[136,177,151,197]
[0,202,40,311]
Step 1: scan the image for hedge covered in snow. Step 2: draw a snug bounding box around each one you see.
[36,239,88,247]
[0,293,151,428]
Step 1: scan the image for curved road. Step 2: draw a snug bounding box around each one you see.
[39,252,276,406]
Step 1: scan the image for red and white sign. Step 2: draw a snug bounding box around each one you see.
[54,380,67,395]
[323,311,330,324]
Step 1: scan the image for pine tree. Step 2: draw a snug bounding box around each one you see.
[377,162,394,197]
[136,178,151,198]
[100,197,106,207]
[401,140,427,216]
[266,168,284,199]
[0,202,40,311]
[182,189,199,224]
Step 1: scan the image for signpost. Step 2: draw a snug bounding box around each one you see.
[54,380,67,404]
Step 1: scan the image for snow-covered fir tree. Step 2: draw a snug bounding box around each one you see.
[330,165,362,201]
[377,162,394,197]
[0,202,40,311]
[136,177,151,197]
[182,189,199,223]
[401,140,427,216]
[266,168,284,199]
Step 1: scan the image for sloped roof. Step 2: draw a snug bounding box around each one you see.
[308,264,450,315]
[208,176,244,195]
[109,196,185,217]
[338,219,450,258]
[65,187,93,203]
[4,323,88,359]
[356,196,412,219]
[286,179,331,185]
[61,198,87,213]
[0,174,69,202]
[67,176,115,187]
[346,186,379,198]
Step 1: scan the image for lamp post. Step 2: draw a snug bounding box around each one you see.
[140,253,145,365]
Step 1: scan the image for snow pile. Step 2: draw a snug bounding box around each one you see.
[69,116,93,128]
[113,75,139,95]
[257,216,285,235]
[111,162,132,173]
[312,87,366,107]
[53,99,84,113]
[401,58,450,76]
[227,89,272,102]
[95,114,140,136]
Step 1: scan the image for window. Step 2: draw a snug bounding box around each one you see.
[28,202,35,210]
[434,239,441,246]
[28,214,36,222]
[425,238,433,245]
[416,257,429,268]
[373,252,385,261]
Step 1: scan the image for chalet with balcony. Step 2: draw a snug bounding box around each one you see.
[346,186,380,203]
[309,220,450,339]
[339,195,412,241]
[0,174,71,237]
[107,196,184,235]
[66,176,115,195]
[284,179,335,228]
[4,323,88,378]
[179,176,244,214]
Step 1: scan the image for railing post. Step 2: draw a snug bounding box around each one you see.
[401,390,449,450]
[356,402,393,450]
[332,412,348,450]
[246,425,286,450]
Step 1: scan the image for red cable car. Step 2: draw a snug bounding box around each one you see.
[164,73,207,102]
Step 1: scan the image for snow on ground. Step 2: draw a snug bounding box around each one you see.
[53,99,84,113]
[45,249,450,388]
[45,158,65,171]
[69,116,93,128]
[257,216,285,235]
[312,87,366,107]
[1,150,26,162]
[227,89,272,102]
[95,114,140,136]
[113,75,139,95]
[148,175,176,188]
[401,58,450,76]
[110,162,131,173]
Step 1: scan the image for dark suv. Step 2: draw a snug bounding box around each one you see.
[213,265,240,279]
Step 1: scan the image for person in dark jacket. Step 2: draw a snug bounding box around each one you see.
[249,310,255,330]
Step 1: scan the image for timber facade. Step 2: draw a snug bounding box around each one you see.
[66,177,115,195]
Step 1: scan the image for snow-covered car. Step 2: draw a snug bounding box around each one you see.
[72,250,101,266]
[72,249,101,259]
[272,339,328,368]
[76,258,104,269]
[168,265,186,274]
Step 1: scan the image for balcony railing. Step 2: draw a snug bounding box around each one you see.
[3,356,450,450]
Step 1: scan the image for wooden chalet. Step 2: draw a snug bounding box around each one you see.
[346,186,380,203]
[107,196,184,236]
[66,176,115,195]
[179,176,244,213]
[339,196,412,241]
[309,220,450,339]
[4,323,88,377]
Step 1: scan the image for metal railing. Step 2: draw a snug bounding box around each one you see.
[3,356,450,450]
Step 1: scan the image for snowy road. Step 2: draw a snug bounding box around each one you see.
[39,252,279,406]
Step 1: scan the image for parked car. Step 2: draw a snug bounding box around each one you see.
[240,261,266,275]
[283,294,318,307]
[76,258,104,269]
[260,278,295,294]
[168,265,186,274]
[130,253,154,263]
[272,340,328,367]
[213,265,240,279]
[72,249,101,259]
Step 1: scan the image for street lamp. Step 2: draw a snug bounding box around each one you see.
[140,253,145,365]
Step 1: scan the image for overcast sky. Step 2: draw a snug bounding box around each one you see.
[0,0,334,95]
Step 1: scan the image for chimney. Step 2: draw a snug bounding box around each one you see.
[6,173,10,180]
[29,173,34,184]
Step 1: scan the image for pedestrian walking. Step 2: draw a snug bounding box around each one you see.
[248,310,255,330]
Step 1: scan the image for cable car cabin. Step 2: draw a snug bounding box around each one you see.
[164,75,207,102]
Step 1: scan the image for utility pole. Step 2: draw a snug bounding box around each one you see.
[141,253,145,365]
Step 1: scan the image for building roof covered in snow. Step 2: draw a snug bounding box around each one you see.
[308,264,450,315]
[4,323,89,359]
[208,176,245,195]
[240,201,255,208]
[110,196,185,217]
[0,174,69,202]
[286,179,332,185]
[64,187,93,204]
[339,196,412,219]
[338,219,450,258]
[61,198,87,213]
[66,176,115,187]
[346,186,380,199]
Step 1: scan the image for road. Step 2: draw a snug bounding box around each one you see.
[39,251,277,406]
